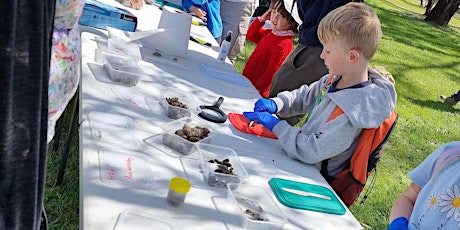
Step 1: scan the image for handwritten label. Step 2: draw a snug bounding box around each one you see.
[124,157,133,179]
[105,157,134,181]
[107,168,116,180]
[127,98,140,108]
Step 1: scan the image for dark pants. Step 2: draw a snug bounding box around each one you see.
[452,90,460,101]
[269,44,328,125]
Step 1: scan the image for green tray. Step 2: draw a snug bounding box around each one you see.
[268,177,346,215]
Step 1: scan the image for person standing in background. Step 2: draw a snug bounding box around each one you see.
[48,0,85,143]
[268,0,358,125]
[183,0,223,41]
[220,0,255,62]
[242,0,298,98]
[116,0,144,9]
[440,90,459,106]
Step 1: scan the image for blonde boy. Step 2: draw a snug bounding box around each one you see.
[244,3,396,180]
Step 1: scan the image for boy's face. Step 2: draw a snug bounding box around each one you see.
[270,10,291,32]
[320,40,349,77]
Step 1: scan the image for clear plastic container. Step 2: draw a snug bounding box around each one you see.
[88,111,139,147]
[103,52,143,86]
[166,177,191,207]
[98,147,155,190]
[114,210,175,230]
[160,90,200,119]
[107,38,142,60]
[227,184,287,230]
[198,143,248,188]
[160,117,215,155]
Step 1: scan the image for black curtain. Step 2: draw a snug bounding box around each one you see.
[0,0,55,229]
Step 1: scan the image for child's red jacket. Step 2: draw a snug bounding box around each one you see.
[243,19,293,98]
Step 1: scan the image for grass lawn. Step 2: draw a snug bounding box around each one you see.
[44,0,459,229]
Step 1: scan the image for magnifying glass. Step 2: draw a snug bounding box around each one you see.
[198,97,227,123]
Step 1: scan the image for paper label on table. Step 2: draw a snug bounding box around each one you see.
[98,148,155,190]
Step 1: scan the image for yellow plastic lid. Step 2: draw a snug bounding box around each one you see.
[169,177,191,193]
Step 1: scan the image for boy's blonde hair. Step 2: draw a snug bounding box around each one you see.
[318,2,382,60]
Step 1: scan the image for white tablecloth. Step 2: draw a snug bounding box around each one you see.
[79,1,363,229]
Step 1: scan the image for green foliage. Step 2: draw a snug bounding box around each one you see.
[44,0,459,229]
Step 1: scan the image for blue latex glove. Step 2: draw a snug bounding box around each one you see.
[254,98,277,114]
[387,217,408,230]
[243,112,280,131]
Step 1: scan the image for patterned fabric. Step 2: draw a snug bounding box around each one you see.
[408,142,460,229]
[271,30,295,37]
[48,0,84,143]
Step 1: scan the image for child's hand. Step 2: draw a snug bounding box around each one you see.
[130,0,143,9]
[259,8,272,22]
[387,217,408,230]
[243,112,280,131]
[254,98,277,114]
[190,6,207,22]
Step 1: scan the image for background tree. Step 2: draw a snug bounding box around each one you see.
[424,0,460,26]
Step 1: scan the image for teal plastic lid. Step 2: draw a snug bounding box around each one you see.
[268,177,346,215]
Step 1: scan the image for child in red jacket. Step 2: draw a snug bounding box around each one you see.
[242,0,298,98]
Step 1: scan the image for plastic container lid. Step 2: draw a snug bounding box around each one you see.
[113,210,175,230]
[169,177,191,193]
[88,111,139,147]
[98,147,155,190]
[201,64,250,86]
[107,38,142,60]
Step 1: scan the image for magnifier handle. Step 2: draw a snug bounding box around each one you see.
[213,97,224,108]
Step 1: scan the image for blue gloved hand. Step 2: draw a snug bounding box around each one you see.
[387,217,408,230]
[243,111,280,131]
[254,98,277,114]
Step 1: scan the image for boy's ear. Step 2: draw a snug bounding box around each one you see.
[349,49,360,63]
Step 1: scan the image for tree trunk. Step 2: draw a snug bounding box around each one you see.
[425,0,460,26]
[424,0,436,15]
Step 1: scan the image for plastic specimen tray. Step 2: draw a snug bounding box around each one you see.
[103,52,143,86]
[201,64,250,86]
[107,38,142,60]
[226,184,287,229]
[198,143,248,189]
[143,117,215,157]
[160,90,201,119]
[113,210,175,230]
[98,147,155,190]
[111,87,159,113]
[88,111,139,147]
